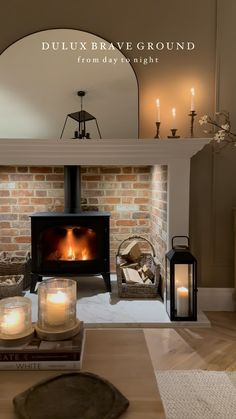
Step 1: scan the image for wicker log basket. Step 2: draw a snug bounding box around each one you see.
[116,235,160,298]
[0,275,24,299]
[0,252,31,290]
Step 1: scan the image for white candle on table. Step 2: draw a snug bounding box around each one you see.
[172,107,176,129]
[2,308,25,336]
[156,98,160,122]
[177,286,189,317]
[190,87,195,111]
[46,290,68,326]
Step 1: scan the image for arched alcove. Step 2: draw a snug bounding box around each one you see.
[0,29,138,139]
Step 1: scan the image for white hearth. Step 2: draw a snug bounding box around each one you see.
[26,275,210,328]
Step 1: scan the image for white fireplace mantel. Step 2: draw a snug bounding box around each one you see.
[0,137,210,249]
[0,138,209,165]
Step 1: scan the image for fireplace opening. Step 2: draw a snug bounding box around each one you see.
[30,165,111,293]
[30,212,111,292]
[42,226,97,261]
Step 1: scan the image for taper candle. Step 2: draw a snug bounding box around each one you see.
[190,87,195,111]
[156,98,160,122]
[172,107,176,129]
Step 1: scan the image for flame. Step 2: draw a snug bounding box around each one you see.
[47,290,67,304]
[67,245,76,260]
[81,248,89,260]
[46,227,96,261]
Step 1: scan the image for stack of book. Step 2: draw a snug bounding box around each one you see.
[0,322,85,370]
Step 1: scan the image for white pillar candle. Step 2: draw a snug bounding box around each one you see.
[46,290,68,326]
[177,287,189,317]
[172,107,176,129]
[175,264,189,289]
[2,308,25,336]
[190,87,195,111]
[156,98,160,122]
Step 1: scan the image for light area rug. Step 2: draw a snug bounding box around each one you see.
[155,370,236,419]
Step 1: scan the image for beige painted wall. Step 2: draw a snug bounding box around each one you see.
[0,29,138,139]
[0,0,216,138]
[3,0,236,288]
[190,0,236,288]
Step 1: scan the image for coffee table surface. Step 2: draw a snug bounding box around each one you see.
[0,329,164,418]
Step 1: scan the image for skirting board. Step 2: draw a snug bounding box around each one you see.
[198,287,235,311]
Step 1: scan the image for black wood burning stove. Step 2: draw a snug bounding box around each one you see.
[30,166,111,292]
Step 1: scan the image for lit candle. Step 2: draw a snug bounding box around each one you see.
[156,98,160,122]
[46,290,68,326]
[190,87,195,111]
[177,287,189,317]
[175,264,189,289]
[2,308,25,336]
[172,107,176,129]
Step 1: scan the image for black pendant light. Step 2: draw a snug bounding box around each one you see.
[60,91,102,139]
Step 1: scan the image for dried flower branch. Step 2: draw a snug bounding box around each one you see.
[199,111,236,147]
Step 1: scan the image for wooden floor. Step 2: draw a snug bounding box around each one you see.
[1,312,236,418]
[145,312,236,372]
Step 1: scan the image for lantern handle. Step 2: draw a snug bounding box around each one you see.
[172,236,190,249]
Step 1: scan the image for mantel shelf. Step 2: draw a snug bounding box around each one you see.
[0,138,210,166]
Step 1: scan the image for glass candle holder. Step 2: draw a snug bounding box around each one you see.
[37,278,77,333]
[0,297,33,340]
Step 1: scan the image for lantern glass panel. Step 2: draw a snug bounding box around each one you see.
[175,263,193,317]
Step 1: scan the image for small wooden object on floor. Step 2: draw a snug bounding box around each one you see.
[13,372,129,419]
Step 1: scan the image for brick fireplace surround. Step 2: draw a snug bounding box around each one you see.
[0,138,209,280]
[0,165,167,273]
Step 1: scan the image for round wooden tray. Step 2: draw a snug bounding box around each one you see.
[35,319,81,341]
[13,372,129,419]
[0,327,34,347]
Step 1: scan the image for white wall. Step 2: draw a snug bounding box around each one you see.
[0,29,138,139]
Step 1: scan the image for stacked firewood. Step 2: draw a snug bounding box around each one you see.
[120,240,155,285]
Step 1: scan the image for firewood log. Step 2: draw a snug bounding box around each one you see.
[122,267,143,284]
[120,240,141,262]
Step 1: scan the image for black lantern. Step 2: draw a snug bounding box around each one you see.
[60,91,102,140]
[165,236,197,321]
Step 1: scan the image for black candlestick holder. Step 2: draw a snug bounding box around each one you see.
[189,110,197,137]
[168,129,180,138]
[154,122,161,138]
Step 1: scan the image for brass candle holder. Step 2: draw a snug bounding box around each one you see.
[189,110,197,137]
[168,129,180,138]
[154,122,161,139]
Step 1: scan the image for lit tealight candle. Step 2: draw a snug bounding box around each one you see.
[190,87,195,111]
[177,286,189,317]
[2,308,25,336]
[156,98,160,122]
[172,107,176,129]
[46,290,68,326]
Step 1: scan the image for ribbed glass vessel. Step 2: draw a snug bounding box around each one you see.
[0,296,32,339]
[37,278,77,332]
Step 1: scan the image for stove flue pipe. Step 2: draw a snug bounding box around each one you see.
[64,166,81,213]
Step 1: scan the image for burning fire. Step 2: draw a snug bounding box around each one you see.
[46,227,96,261]
[67,246,76,260]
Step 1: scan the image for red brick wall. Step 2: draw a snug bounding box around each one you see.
[0,166,153,271]
[150,165,168,280]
